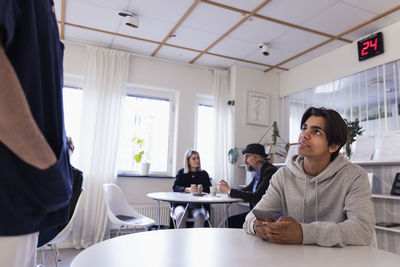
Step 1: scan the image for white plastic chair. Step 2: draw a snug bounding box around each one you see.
[103,183,155,237]
[38,188,85,267]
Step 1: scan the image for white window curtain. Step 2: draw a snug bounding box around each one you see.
[72,46,129,248]
[213,70,233,184]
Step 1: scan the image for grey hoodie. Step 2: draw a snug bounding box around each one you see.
[243,154,375,247]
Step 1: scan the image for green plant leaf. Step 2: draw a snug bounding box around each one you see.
[134,151,144,163]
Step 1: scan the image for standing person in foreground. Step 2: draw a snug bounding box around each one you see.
[218,143,277,228]
[0,1,72,266]
[172,149,212,228]
[243,107,375,247]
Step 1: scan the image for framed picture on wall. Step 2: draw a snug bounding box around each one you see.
[246,91,270,126]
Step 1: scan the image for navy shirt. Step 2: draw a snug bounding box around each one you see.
[172,168,212,210]
[0,0,72,235]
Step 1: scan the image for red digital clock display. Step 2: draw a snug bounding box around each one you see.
[357,32,384,61]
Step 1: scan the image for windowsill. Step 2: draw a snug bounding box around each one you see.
[117,172,174,179]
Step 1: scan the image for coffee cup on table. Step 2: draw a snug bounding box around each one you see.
[210,186,217,196]
[197,184,203,194]
[190,184,197,193]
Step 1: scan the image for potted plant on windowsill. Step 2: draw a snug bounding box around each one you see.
[132,137,151,176]
[228,121,290,164]
[344,118,364,159]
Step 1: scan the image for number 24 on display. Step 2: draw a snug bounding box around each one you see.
[361,38,378,56]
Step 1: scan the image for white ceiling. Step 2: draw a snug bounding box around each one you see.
[55,0,400,73]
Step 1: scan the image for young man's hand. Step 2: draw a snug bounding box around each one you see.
[254,217,303,244]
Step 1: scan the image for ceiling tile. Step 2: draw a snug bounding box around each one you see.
[386,9,400,21]
[112,36,158,56]
[306,40,344,58]
[65,0,121,32]
[64,25,114,47]
[343,17,395,41]
[272,29,329,54]
[279,55,314,69]
[207,0,268,11]
[181,2,243,35]
[208,37,258,59]
[166,26,221,51]
[156,46,200,63]
[195,54,237,69]
[340,0,400,17]
[245,47,297,66]
[230,17,291,44]
[116,16,176,43]
[75,0,131,10]
[235,61,267,71]
[127,0,195,24]
[258,0,338,25]
[300,2,376,36]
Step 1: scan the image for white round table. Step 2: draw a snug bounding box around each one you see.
[71,228,400,267]
[147,192,242,228]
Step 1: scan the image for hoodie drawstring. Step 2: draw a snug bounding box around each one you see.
[303,176,319,223]
[302,177,307,223]
[315,178,318,222]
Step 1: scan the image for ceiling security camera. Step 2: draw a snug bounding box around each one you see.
[259,43,269,56]
[118,10,139,28]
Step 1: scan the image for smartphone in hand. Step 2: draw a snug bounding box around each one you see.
[252,209,280,221]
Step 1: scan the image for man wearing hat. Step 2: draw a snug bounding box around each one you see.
[218,143,278,228]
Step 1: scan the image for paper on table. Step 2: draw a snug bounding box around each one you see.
[351,136,375,161]
[377,131,400,161]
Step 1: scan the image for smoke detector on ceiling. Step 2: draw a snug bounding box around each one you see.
[118,10,139,28]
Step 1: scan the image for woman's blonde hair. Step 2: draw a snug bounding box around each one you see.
[183,149,201,173]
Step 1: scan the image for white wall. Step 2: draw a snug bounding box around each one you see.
[230,65,279,186]
[279,20,400,97]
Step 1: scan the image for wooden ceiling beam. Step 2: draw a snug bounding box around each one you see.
[189,0,272,64]
[151,0,201,57]
[60,0,66,40]
[59,22,289,71]
[264,4,400,72]
[201,0,352,43]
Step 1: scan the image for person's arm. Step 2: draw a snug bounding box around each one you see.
[172,169,191,192]
[300,172,375,247]
[230,166,276,204]
[243,170,283,234]
[0,43,56,169]
[202,171,211,193]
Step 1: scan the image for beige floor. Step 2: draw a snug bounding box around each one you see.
[36,248,82,267]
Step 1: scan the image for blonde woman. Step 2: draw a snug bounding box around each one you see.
[171,149,211,228]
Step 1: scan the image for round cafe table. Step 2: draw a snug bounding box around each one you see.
[71,228,400,267]
[147,192,242,228]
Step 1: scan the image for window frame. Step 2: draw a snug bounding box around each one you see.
[117,85,176,176]
[195,94,215,178]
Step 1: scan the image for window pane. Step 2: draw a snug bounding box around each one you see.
[196,104,215,178]
[62,87,82,167]
[117,95,170,173]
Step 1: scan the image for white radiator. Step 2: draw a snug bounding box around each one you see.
[132,204,171,226]
[130,204,229,228]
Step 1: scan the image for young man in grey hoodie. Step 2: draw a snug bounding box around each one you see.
[243,107,375,247]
